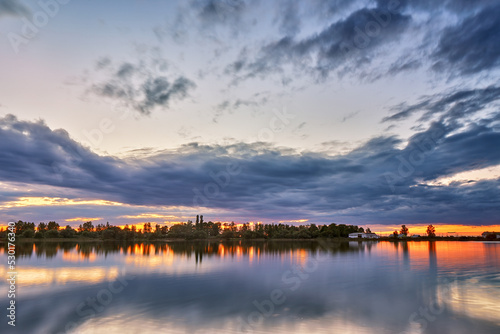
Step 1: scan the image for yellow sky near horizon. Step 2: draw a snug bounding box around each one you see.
[1,196,499,236]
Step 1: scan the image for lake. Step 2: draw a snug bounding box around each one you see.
[1,240,499,334]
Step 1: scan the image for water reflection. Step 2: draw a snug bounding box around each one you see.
[0,241,498,334]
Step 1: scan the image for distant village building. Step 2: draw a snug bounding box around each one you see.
[482,232,500,239]
[348,232,379,239]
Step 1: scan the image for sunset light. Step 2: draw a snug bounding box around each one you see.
[0,0,499,333]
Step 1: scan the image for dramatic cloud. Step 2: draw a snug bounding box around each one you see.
[0,0,30,17]
[90,59,196,115]
[194,0,248,26]
[383,85,500,123]
[226,0,412,82]
[433,3,500,75]
[219,0,500,85]
[1,107,499,225]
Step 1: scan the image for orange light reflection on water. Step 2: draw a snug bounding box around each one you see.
[375,241,500,271]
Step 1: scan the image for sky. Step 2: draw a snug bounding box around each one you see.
[0,0,499,234]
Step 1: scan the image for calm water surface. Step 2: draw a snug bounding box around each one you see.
[1,240,499,334]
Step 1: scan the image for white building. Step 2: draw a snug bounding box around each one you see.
[348,232,379,239]
[482,232,500,239]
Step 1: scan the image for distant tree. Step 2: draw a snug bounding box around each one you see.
[37,222,48,233]
[211,222,221,236]
[426,225,436,237]
[193,230,207,239]
[309,224,319,238]
[46,229,60,238]
[15,221,35,234]
[79,221,94,232]
[221,229,234,240]
[60,225,76,238]
[95,224,106,232]
[195,215,200,230]
[81,231,93,238]
[393,230,399,238]
[143,222,152,233]
[47,221,60,230]
[366,227,372,234]
[200,215,204,225]
[400,225,409,236]
[22,229,35,238]
[102,228,116,240]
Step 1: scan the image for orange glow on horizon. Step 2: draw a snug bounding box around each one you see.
[369,224,500,236]
[375,241,500,272]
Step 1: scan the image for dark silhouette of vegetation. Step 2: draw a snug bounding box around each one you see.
[426,225,436,237]
[1,219,365,241]
[1,219,492,242]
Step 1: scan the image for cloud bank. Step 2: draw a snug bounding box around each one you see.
[1,85,499,225]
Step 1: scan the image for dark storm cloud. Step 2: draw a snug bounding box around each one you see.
[228,1,412,81]
[220,0,499,85]
[0,0,30,17]
[89,59,196,115]
[433,4,500,75]
[1,107,499,225]
[194,0,247,25]
[156,0,252,43]
[383,85,500,123]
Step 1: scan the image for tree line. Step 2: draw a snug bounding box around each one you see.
[1,216,366,241]
[0,218,440,241]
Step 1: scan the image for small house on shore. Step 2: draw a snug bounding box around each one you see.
[482,232,500,239]
[348,232,379,239]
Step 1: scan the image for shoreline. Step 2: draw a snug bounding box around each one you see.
[1,236,494,244]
